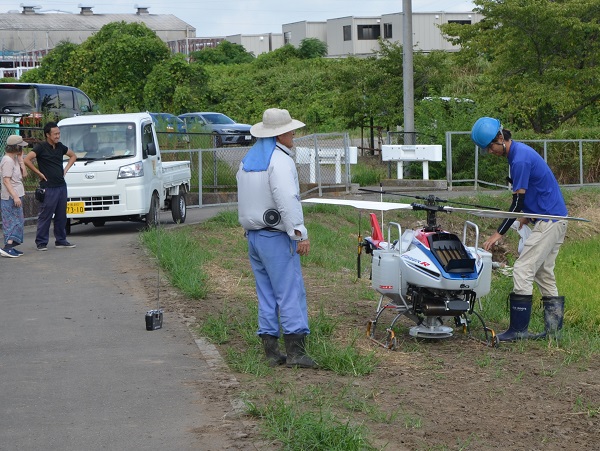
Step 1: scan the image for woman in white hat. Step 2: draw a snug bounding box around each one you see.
[236,108,317,369]
[0,135,29,258]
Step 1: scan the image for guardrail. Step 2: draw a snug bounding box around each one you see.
[445,132,600,190]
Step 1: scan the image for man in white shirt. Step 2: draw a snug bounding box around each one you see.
[237,108,316,368]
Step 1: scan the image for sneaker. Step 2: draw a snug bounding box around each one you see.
[37,244,48,251]
[12,248,23,256]
[55,241,76,249]
[0,247,21,258]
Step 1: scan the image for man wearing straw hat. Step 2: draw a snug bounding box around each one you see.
[237,108,317,369]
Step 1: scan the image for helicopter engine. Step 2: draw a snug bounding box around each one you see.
[403,286,477,338]
[409,286,474,317]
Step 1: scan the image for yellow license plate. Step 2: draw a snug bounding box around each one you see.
[67,202,85,214]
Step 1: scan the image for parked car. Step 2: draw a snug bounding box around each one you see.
[0,83,95,131]
[149,112,189,143]
[178,112,254,147]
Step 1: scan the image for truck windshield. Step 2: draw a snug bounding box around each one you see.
[60,122,136,159]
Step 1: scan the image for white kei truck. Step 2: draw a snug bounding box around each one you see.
[58,112,191,230]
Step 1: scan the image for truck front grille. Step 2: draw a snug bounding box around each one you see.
[68,195,120,212]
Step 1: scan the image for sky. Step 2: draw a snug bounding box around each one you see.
[4,0,477,37]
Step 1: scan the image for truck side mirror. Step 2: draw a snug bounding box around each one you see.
[147,142,157,156]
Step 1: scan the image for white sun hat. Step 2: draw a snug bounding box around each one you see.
[250,108,305,138]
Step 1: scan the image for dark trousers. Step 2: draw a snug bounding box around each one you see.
[36,185,68,246]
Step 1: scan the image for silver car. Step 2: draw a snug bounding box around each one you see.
[178,112,254,147]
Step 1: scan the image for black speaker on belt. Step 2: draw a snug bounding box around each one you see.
[263,209,281,226]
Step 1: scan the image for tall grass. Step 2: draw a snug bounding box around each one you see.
[351,163,383,186]
[246,398,376,451]
[554,238,600,332]
[140,226,211,299]
[141,208,383,448]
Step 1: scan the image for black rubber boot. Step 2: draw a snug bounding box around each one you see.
[497,293,534,342]
[530,296,565,340]
[259,334,286,367]
[542,296,565,338]
[283,334,318,369]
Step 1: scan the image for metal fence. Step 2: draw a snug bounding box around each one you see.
[2,127,351,214]
[445,131,600,190]
[162,132,353,207]
[6,124,598,202]
[0,125,51,160]
[294,133,353,197]
[0,123,26,155]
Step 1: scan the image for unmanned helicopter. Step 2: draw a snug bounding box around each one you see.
[303,191,588,349]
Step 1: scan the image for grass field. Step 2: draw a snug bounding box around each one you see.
[140,188,600,450]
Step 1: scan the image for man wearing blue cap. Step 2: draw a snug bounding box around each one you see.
[471,117,567,342]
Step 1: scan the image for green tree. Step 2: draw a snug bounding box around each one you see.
[253,44,300,69]
[144,54,209,114]
[297,38,328,59]
[333,40,459,134]
[204,52,388,132]
[441,0,600,133]
[331,56,388,131]
[70,21,170,112]
[190,41,255,65]
[19,41,79,85]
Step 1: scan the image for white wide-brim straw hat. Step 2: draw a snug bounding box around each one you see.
[250,108,305,138]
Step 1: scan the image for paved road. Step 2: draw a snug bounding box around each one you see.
[0,206,253,451]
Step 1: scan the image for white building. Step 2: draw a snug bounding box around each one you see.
[282,12,483,57]
[283,21,327,48]
[225,33,284,57]
[325,16,383,57]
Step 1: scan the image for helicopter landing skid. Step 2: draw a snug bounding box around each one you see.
[366,321,397,350]
[458,310,499,347]
[366,301,499,349]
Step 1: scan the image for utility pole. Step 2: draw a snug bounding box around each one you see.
[402,0,415,146]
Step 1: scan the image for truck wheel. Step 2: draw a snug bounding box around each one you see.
[146,192,160,228]
[66,219,71,235]
[171,192,187,224]
[92,220,106,227]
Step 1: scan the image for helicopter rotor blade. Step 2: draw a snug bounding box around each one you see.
[358,187,501,210]
[302,198,414,211]
[441,206,589,222]
[302,197,589,222]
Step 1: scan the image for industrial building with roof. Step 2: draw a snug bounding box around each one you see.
[0,4,482,79]
[0,4,197,77]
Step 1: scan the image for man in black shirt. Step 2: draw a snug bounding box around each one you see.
[24,121,77,250]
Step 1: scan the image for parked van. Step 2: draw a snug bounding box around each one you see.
[0,83,95,130]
